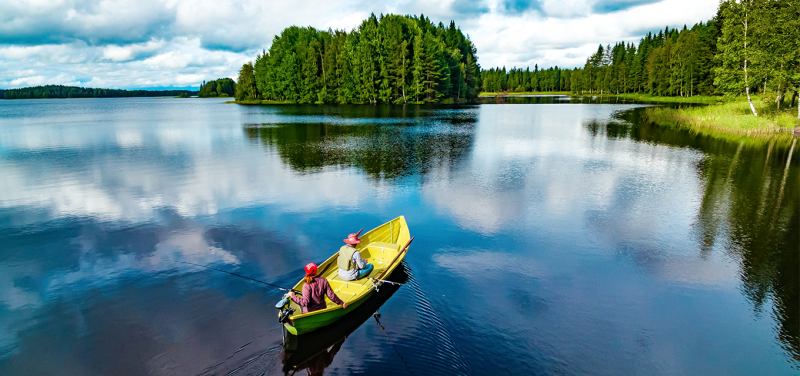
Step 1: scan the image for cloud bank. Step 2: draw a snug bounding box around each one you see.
[0,0,718,89]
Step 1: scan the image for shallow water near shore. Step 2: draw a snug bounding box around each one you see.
[0,97,797,375]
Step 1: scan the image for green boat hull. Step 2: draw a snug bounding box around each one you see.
[281,215,411,336]
[284,288,375,335]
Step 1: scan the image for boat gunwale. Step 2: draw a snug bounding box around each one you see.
[287,216,409,321]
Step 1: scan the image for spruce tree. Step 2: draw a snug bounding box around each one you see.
[236,62,258,101]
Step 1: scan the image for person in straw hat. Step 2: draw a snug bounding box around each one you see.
[337,233,374,281]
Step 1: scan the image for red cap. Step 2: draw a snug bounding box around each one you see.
[343,233,362,244]
[304,263,317,276]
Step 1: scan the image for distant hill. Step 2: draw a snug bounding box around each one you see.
[1,85,197,99]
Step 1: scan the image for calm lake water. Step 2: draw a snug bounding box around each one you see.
[0,97,797,375]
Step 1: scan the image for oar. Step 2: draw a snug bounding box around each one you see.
[316,228,363,277]
[375,236,414,282]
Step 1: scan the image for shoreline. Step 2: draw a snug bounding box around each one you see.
[230,94,799,141]
[638,98,799,142]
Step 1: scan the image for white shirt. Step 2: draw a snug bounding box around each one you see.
[338,248,367,281]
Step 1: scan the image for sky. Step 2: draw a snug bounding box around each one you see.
[0,0,719,90]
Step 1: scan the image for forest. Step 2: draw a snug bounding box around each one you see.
[571,22,719,97]
[236,14,481,104]
[481,0,800,113]
[199,78,236,97]
[1,85,196,99]
[481,65,574,93]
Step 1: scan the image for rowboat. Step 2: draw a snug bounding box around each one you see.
[280,215,412,335]
[282,266,408,372]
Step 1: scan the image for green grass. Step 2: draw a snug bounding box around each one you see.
[641,96,799,141]
[481,91,721,104]
[480,91,571,96]
[597,93,720,104]
[228,99,468,105]
[226,99,293,104]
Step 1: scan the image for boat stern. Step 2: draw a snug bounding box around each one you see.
[284,322,298,335]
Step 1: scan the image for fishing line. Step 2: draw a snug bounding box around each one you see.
[373,312,415,375]
[168,259,301,294]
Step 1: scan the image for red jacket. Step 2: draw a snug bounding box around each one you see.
[290,277,344,313]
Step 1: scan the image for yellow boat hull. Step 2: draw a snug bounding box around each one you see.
[282,215,411,335]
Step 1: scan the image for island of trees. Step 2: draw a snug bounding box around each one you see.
[235,14,480,104]
[1,85,196,99]
[199,78,236,97]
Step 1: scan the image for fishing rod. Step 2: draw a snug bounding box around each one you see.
[170,259,302,294]
[367,277,404,286]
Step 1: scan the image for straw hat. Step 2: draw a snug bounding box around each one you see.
[343,233,362,244]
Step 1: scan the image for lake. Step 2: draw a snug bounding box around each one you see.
[0,97,797,375]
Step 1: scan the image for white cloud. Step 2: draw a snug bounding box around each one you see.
[0,45,46,60]
[102,39,167,62]
[175,73,205,84]
[84,76,105,86]
[540,0,594,18]
[10,75,45,86]
[50,72,81,86]
[103,45,135,62]
[0,0,720,89]
[143,51,192,69]
[324,11,370,31]
[470,0,718,68]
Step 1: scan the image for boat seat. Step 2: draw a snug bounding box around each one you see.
[365,242,401,253]
[363,242,400,270]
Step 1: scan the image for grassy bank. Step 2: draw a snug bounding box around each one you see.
[480,92,720,104]
[480,91,571,96]
[641,96,799,140]
[581,93,721,104]
[225,99,293,104]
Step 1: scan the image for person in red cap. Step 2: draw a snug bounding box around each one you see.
[288,263,347,313]
[337,233,374,281]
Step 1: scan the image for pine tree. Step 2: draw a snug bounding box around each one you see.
[422,31,445,102]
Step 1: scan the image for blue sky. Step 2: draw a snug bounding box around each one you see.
[0,0,718,90]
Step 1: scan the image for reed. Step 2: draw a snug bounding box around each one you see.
[642,97,799,139]
[479,91,572,96]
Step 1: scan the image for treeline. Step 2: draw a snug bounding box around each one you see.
[2,85,196,99]
[482,0,799,114]
[715,0,799,114]
[199,78,236,97]
[236,13,481,104]
[572,22,719,96]
[481,65,574,92]
[482,23,719,96]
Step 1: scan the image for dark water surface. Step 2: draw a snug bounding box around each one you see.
[0,97,797,375]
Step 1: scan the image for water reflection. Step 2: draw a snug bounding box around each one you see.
[591,108,799,363]
[282,265,408,375]
[478,95,651,105]
[244,107,477,179]
[1,98,798,374]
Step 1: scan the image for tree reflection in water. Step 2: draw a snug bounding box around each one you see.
[282,264,409,375]
[589,108,799,363]
[243,105,477,179]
